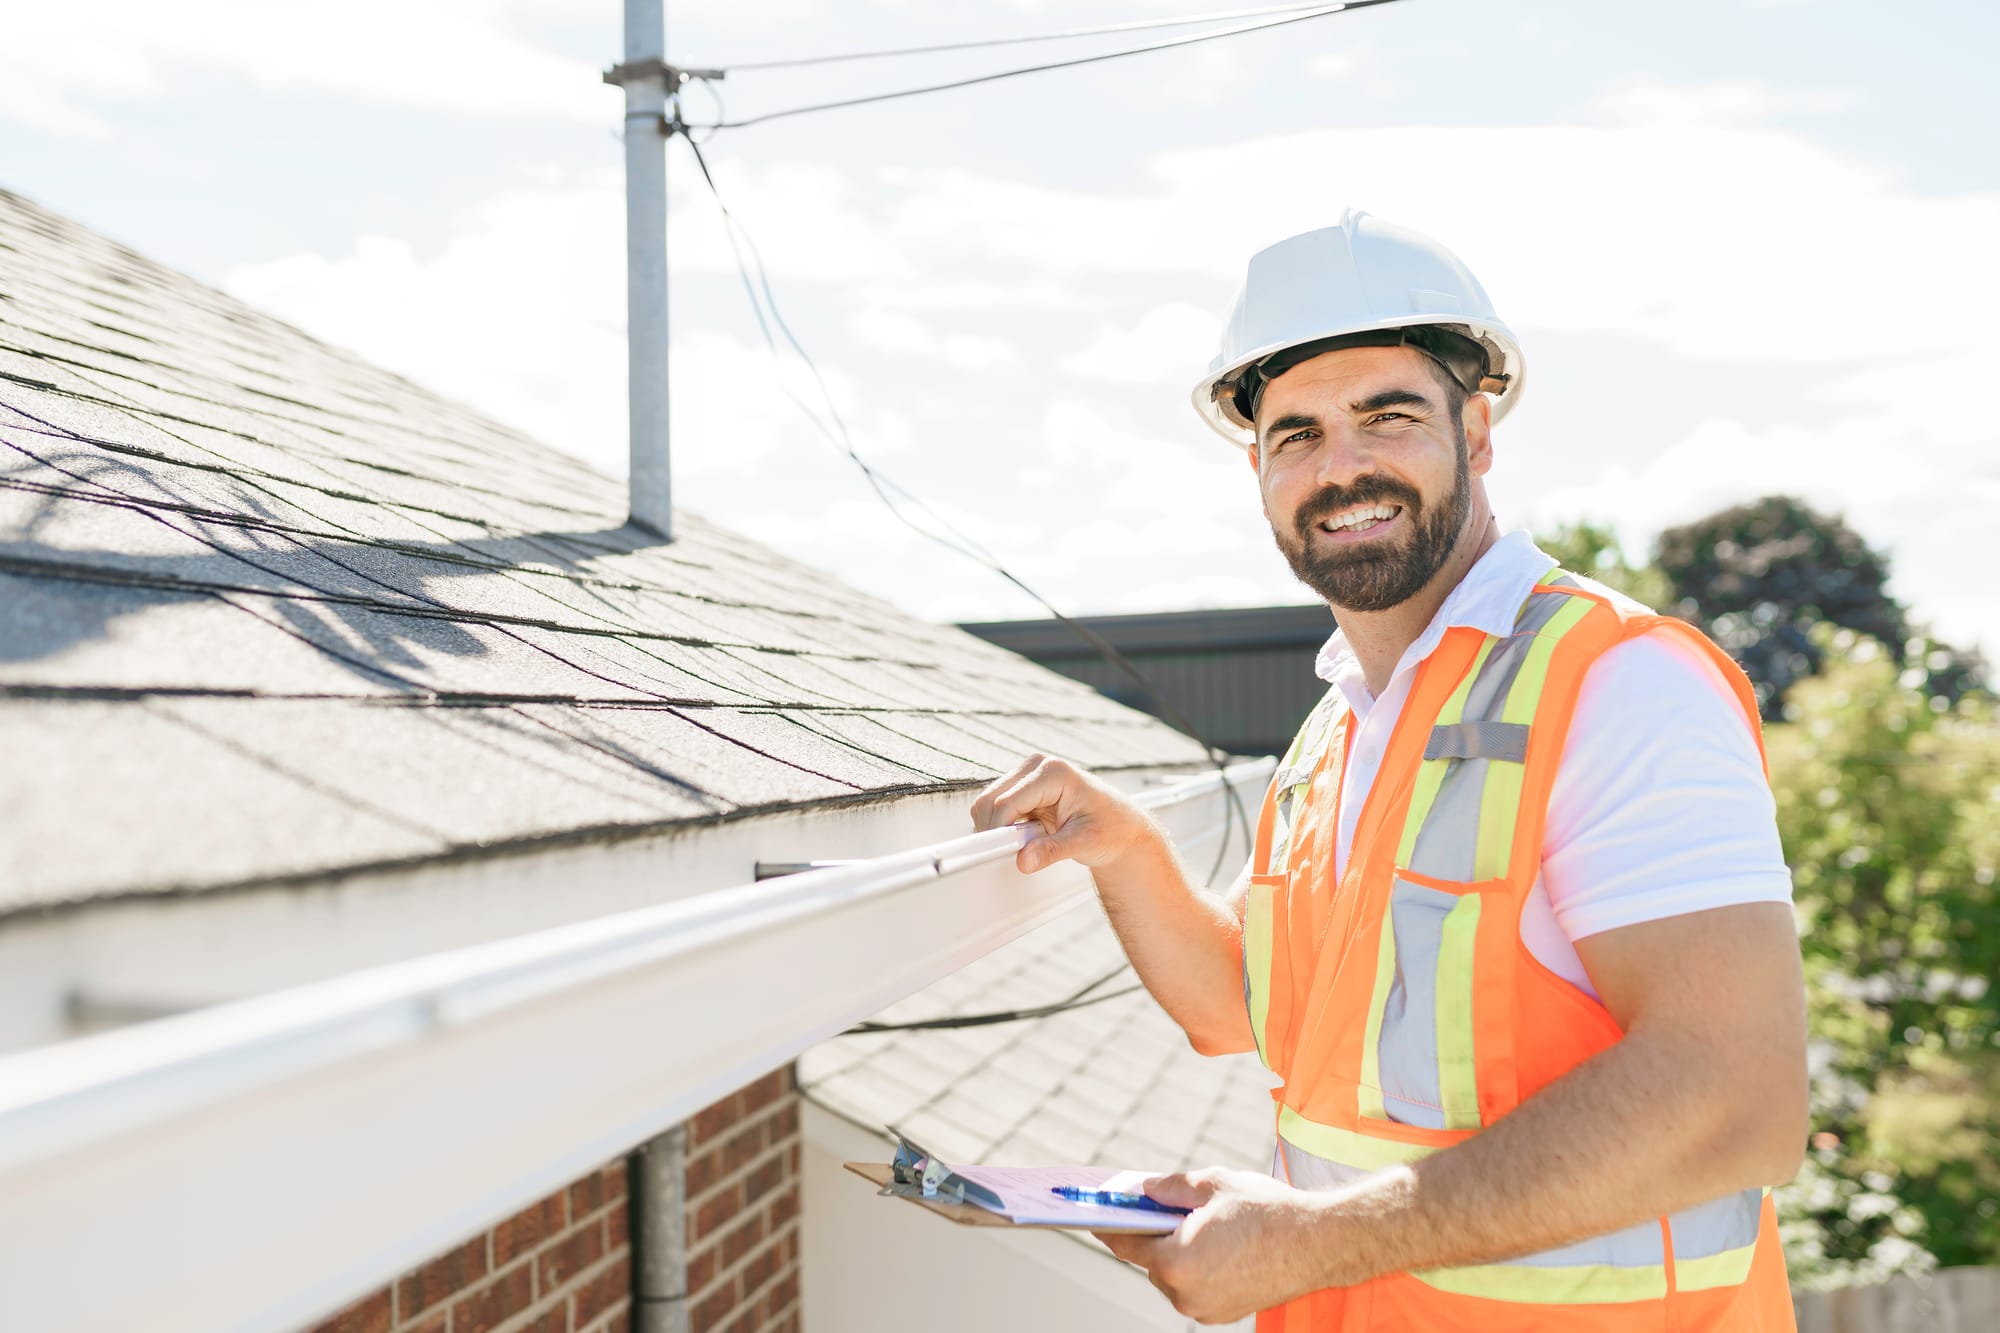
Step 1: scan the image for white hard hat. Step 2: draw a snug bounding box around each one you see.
[1191,209,1524,444]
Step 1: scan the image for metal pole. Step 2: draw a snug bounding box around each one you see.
[631,1125,689,1333]
[621,0,672,540]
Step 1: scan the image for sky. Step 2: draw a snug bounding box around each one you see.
[3,0,1996,656]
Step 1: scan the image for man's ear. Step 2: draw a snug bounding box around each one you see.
[1245,441,1261,474]
[1463,393,1495,477]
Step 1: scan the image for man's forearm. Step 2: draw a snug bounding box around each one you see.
[1297,1024,1795,1289]
[1092,823,1254,1055]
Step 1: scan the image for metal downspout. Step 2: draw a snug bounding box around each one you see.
[631,1124,688,1333]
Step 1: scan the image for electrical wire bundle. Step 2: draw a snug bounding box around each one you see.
[650,2,1402,1032]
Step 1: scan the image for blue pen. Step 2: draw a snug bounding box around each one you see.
[1050,1186,1192,1215]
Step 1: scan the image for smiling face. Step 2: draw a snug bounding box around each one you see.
[1251,344,1493,613]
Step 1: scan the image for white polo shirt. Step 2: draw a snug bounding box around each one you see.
[1310,529,1794,998]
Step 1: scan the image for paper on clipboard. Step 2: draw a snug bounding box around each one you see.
[848,1130,1183,1234]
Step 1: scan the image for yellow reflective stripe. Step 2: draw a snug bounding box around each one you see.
[1412,1259,1668,1305]
[1472,757,1521,881]
[1673,1243,1759,1292]
[1434,893,1482,1130]
[1472,594,1597,878]
[1245,880,1274,1066]
[1355,903,1399,1121]
[1276,1105,1433,1169]
[1499,594,1596,726]
[1395,639,1496,866]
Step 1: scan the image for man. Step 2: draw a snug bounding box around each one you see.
[970,212,1807,1330]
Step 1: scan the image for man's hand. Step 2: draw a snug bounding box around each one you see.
[1095,1169,1340,1325]
[970,753,1158,875]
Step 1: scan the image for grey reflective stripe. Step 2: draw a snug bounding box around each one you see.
[1670,1189,1762,1259]
[1426,721,1529,762]
[1278,1138,1370,1191]
[1375,878,1456,1130]
[1406,754,1488,881]
[1404,584,1575,881]
[1499,1217,1665,1270]
[1281,1129,1667,1272]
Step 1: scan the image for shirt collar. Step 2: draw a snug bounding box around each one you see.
[1312,529,1558,704]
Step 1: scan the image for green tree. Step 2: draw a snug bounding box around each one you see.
[1653,496,1985,719]
[1767,629,2000,1281]
[1539,520,1674,609]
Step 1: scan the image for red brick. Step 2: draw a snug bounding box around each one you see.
[690,1274,739,1333]
[739,1237,781,1299]
[787,1142,799,1171]
[771,1271,799,1312]
[768,1184,799,1231]
[691,1181,742,1242]
[773,1104,798,1140]
[685,1144,723,1197]
[572,1256,630,1328]
[539,1219,607,1292]
[691,1094,740,1148]
[740,1072,786,1116]
[512,1307,570,1333]
[494,1193,569,1268]
[604,1198,630,1249]
[397,1234,489,1317]
[687,1244,718,1296]
[570,1166,615,1220]
[301,1288,391,1333]
[744,1155,784,1206]
[718,1211,765,1269]
[720,1119,767,1175]
[404,1312,448,1333]
[450,1259,535,1333]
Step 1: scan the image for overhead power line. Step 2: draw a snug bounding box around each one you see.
[684,0,1404,131]
[725,0,1378,71]
[679,135,1254,888]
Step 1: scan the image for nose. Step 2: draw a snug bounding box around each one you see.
[1308,418,1378,490]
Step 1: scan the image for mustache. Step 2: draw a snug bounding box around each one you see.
[1293,476,1424,532]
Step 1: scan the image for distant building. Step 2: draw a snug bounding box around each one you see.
[961,604,1337,759]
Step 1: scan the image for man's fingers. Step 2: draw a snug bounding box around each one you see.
[1139,1171,1209,1208]
[969,754,1043,830]
[1095,1231,1158,1265]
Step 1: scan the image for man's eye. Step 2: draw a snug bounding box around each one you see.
[1368,412,1410,425]
[1279,429,1315,447]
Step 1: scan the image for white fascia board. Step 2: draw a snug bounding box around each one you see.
[0,759,1270,1333]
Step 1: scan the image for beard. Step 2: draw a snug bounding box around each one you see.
[1272,436,1472,613]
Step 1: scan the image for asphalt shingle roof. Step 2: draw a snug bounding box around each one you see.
[0,188,1206,919]
[800,901,1278,1175]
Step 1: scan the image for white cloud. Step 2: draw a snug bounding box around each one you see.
[1593,76,1850,126]
[1059,303,1219,385]
[217,83,2000,655]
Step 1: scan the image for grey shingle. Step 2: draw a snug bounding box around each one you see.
[0,186,1207,917]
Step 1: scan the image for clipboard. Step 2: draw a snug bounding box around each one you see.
[843,1127,1181,1235]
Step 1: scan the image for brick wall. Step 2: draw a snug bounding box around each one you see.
[306,1159,630,1333]
[683,1066,803,1333]
[302,1064,802,1333]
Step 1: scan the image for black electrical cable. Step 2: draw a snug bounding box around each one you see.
[724,1,1371,71]
[680,134,1256,895]
[845,965,1144,1034]
[686,0,1403,131]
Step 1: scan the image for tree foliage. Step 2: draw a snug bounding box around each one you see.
[1767,631,2000,1280]
[1549,501,1999,1286]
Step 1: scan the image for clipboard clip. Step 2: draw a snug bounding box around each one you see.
[883,1126,1003,1211]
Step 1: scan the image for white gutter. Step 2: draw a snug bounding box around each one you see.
[0,758,1270,1333]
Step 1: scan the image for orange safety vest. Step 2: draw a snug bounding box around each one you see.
[1243,569,1797,1332]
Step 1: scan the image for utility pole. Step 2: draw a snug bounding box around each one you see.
[611,0,672,540]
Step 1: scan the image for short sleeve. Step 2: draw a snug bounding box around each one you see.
[1541,628,1794,943]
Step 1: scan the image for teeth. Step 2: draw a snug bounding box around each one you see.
[1321,503,1398,533]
